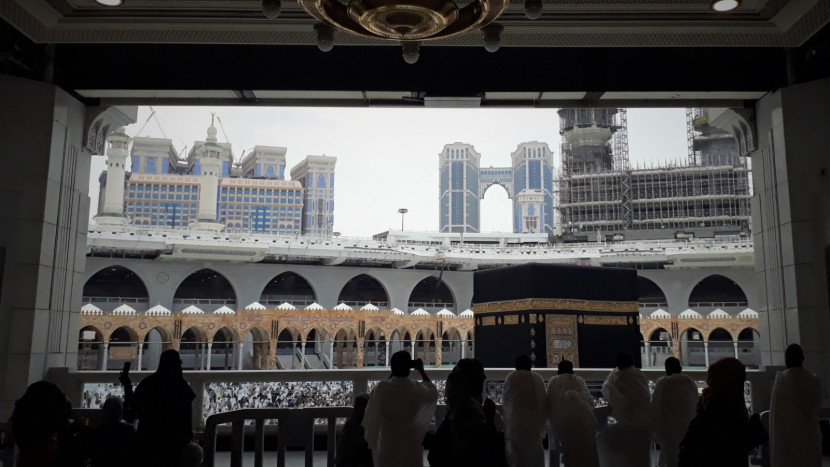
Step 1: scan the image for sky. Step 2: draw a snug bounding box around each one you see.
[88,107,688,237]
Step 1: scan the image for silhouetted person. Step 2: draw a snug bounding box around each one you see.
[502,354,546,467]
[678,357,767,467]
[597,352,651,467]
[771,344,821,467]
[362,351,437,467]
[336,393,373,467]
[651,357,698,467]
[548,360,598,467]
[11,381,71,467]
[121,349,199,467]
[428,358,507,467]
[89,396,138,467]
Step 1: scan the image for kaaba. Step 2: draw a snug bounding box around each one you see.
[473,263,640,369]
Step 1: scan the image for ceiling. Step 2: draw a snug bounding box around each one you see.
[2,0,830,107]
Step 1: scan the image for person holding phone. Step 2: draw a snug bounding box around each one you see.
[362,351,438,467]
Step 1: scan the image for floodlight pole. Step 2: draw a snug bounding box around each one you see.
[398,208,408,231]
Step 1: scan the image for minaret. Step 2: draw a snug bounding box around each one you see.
[93,127,131,225]
[191,117,225,231]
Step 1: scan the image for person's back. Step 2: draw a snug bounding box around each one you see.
[336,393,373,467]
[363,352,437,467]
[771,344,822,467]
[502,355,547,467]
[548,361,598,467]
[651,358,698,467]
[89,397,138,467]
[11,381,71,467]
[597,353,652,467]
[678,358,767,467]
[125,350,196,467]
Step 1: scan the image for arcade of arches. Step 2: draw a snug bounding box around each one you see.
[79,309,758,371]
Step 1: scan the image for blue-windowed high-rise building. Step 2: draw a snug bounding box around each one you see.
[290,155,337,236]
[439,143,481,233]
[97,131,332,236]
[438,142,554,234]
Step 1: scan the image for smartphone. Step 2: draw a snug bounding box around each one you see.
[122,361,131,374]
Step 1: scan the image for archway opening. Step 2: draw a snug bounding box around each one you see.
[77,326,104,370]
[442,329,462,366]
[141,327,172,371]
[211,327,236,370]
[337,274,389,309]
[480,182,512,233]
[180,327,207,370]
[260,272,316,307]
[680,327,704,367]
[415,329,436,366]
[643,327,672,368]
[83,266,149,311]
[707,327,734,366]
[304,328,330,369]
[637,276,668,309]
[277,328,301,369]
[737,328,761,368]
[408,276,455,312]
[174,268,237,312]
[242,327,271,370]
[364,328,387,367]
[108,326,138,371]
[688,275,748,307]
[333,329,357,369]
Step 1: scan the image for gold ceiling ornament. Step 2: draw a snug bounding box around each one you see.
[297,0,510,62]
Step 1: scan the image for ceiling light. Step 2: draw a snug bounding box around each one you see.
[300,0,509,42]
[524,0,542,20]
[95,0,123,5]
[314,23,335,52]
[482,24,503,53]
[711,0,740,12]
[402,42,421,64]
[262,0,282,18]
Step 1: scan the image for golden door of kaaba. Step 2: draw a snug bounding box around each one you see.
[472,263,641,368]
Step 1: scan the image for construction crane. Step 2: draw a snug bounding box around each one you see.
[135,106,169,139]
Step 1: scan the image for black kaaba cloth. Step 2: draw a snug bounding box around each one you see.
[473,263,640,369]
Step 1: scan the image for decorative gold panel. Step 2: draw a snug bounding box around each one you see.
[583,315,629,326]
[503,315,519,325]
[545,315,578,368]
[473,298,638,314]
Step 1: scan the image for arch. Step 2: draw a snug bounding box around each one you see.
[333,328,358,369]
[706,327,735,366]
[441,328,463,366]
[688,274,748,307]
[174,268,237,303]
[302,327,331,369]
[210,327,237,370]
[408,276,456,312]
[260,271,317,307]
[180,326,209,370]
[363,326,387,367]
[77,326,104,370]
[108,325,138,343]
[679,327,705,367]
[415,328,437,366]
[481,181,510,198]
[637,276,667,307]
[107,326,139,370]
[242,326,271,370]
[276,327,302,369]
[737,327,761,368]
[83,265,149,299]
[337,274,390,308]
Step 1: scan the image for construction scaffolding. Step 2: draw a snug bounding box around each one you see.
[557,107,750,239]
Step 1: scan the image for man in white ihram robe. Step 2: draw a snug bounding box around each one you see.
[770,344,822,467]
[503,355,548,467]
[597,353,652,467]
[651,357,698,467]
[362,351,438,467]
[548,360,599,467]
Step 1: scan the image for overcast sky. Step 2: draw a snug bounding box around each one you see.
[88,107,688,237]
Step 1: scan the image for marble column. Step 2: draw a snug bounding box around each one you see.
[206,343,212,371]
[102,343,109,371]
[704,342,710,367]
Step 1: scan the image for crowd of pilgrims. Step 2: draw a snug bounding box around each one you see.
[2,344,821,467]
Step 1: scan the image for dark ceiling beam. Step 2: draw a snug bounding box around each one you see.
[54,44,789,107]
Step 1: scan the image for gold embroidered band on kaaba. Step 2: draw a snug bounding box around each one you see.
[473,298,638,314]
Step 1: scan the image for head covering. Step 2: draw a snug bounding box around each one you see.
[702,357,747,416]
[157,349,184,379]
